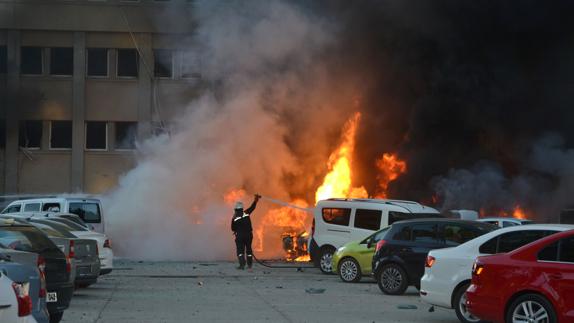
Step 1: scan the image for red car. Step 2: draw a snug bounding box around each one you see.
[466,229,574,323]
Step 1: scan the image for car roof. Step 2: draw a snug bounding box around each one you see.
[317,198,439,213]
[478,217,532,222]
[6,196,101,204]
[391,218,487,225]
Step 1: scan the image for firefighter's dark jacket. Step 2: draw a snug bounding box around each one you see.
[231,200,258,234]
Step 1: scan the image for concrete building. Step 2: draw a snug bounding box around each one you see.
[0,0,200,194]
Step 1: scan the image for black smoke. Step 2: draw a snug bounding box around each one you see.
[304,0,574,220]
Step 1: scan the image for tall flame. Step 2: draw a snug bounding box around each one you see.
[374,153,407,199]
[315,112,368,203]
[512,205,527,220]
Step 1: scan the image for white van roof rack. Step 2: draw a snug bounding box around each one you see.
[325,198,421,205]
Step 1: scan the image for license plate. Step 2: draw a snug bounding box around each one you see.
[46,292,58,303]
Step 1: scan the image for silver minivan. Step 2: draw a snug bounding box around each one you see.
[2,196,105,233]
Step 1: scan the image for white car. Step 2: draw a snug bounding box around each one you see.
[0,271,36,323]
[477,217,534,228]
[420,224,574,323]
[309,198,440,273]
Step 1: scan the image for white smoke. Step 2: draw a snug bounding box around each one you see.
[103,1,358,260]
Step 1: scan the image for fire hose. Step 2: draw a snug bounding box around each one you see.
[251,195,316,269]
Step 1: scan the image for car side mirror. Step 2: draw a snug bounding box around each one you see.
[367,238,373,249]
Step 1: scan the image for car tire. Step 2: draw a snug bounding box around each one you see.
[50,311,64,323]
[318,246,336,274]
[506,293,557,323]
[376,263,408,295]
[338,257,362,283]
[453,283,484,323]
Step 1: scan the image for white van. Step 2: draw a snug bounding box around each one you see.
[309,198,440,273]
[1,196,105,233]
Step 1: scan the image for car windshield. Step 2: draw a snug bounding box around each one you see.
[47,218,88,231]
[60,215,89,228]
[363,227,391,244]
[0,226,59,253]
[30,220,77,238]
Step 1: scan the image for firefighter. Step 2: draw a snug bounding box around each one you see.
[231,193,261,269]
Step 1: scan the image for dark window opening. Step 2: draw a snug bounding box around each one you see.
[559,237,574,263]
[442,224,484,246]
[2,204,21,213]
[154,49,173,78]
[50,47,73,76]
[411,224,438,243]
[19,120,42,148]
[321,208,351,226]
[21,47,43,75]
[86,121,107,150]
[117,49,138,77]
[87,48,108,77]
[115,122,137,150]
[69,202,101,223]
[479,230,554,254]
[42,203,61,212]
[50,121,72,149]
[354,209,382,231]
[0,46,6,73]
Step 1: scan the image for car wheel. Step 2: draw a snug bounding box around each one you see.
[506,293,557,323]
[319,246,336,274]
[454,283,484,323]
[50,311,64,323]
[338,257,362,283]
[377,263,408,295]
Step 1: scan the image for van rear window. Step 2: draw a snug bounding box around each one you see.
[68,203,101,223]
[322,208,351,226]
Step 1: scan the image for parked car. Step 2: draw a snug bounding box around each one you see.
[0,219,73,323]
[29,219,100,286]
[477,217,534,228]
[371,219,495,295]
[420,224,573,323]
[466,229,574,323]
[309,198,441,273]
[1,196,105,233]
[38,218,112,275]
[0,247,49,323]
[0,268,35,323]
[332,227,390,282]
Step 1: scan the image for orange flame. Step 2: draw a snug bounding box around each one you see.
[512,205,527,220]
[374,153,407,198]
[315,112,368,203]
[223,188,246,206]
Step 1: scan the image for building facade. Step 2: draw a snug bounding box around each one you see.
[0,0,199,194]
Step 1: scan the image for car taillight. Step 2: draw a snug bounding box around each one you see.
[104,239,111,249]
[65,256,72,273]
[472,261,485,278]
[69,240,75,258]
[37,256,46,298]
[375,240,387,252]
[425,256,436,268]
[12,282,32,317]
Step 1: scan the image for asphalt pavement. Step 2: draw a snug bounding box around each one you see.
[62,260,460,323]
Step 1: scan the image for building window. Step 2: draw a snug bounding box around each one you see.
[49,121,72,149]
[117,49,138,78]
[21,47,43,75]
[87,48,109,77]
[181,50,201,78]
[115,122,137,150]
[0,46,6,74]
[85,121,107,150]
[50,47,74,76]
[19,120,43,149]
[154,49,173,78]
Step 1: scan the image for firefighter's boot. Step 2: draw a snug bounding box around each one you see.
[237,254,246,270]
[246,254,253,269]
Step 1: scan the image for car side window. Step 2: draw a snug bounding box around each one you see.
[322,208,351,226]
[392,226,411,241]
[559,237,574,263]
[479,236,498,254]
[411,224,437,243]
[2,204,21,213]
[503,221,518,227]
[388,211,411,225]
[443,224,484,246]
[23,203,41,212]
[354,209,382,231]
[498,230,549,253]
[538,241,559,261]
[42,203,61,212]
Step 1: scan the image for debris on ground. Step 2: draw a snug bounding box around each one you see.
[197,281,204,287]
[397,304,417,310]
[305,288,326,294]
[276,286,283,289]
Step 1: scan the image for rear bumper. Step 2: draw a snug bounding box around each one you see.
[46,283,74,314]
[100,248,113,270]
[420,273,454,309]
[465,284,504,323]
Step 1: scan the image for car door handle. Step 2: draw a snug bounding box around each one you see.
[549,273,563,280]
[0,304,11,309]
